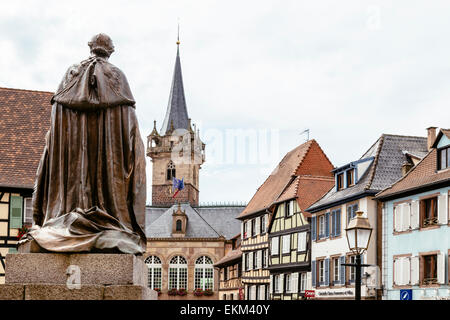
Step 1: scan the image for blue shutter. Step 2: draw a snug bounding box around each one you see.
[330,212,335,237]
[325,212,330,238]
[312,260,316,288]
[340,256,345,285]
[325,258,330,286]
[336,210,341,236]
[311,217,316,241]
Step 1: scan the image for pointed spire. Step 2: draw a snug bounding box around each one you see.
[160,27,190,136]
[149,120,159,136]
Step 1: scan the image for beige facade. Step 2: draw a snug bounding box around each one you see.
[144,238,230,300]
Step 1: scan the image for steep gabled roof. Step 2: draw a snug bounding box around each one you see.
[0,87,53,189]
[238,140,314,218]
[160,45,190,135]
[238,139,334,219]
[307,134,428,212]
[377,132,450,200]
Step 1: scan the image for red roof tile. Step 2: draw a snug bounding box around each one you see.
[238,140,334,219]
[0,87,53,189]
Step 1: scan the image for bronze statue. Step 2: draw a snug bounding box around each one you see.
[22,34,147,255]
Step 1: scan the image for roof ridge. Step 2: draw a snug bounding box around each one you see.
[381,133,427,140]
[0,86,54,94]
[191,206,222,237]
[291,139,314,175]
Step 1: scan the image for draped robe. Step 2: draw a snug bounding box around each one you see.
[29,55,147,255]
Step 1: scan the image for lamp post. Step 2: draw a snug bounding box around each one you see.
[343,211,373,300]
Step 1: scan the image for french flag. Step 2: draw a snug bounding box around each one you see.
[172,177,185,198]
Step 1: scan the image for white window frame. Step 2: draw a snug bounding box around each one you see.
[194,256,214,290]
[300,272,307,292]
[168,256,188,290]
[285,273,291,293]
[271,237,279,255]
[274,275,280,293]
[282,234,291,254]
[319,260,325,284]
[333,257,340,283]
[145,256,162,290]
[297,231,307,252]
[319,215,325,237]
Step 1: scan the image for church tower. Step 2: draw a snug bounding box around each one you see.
[147,38,205,207]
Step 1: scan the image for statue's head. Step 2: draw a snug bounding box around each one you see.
[88,33,115,58]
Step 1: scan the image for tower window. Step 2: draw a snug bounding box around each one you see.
[167,161,176,181]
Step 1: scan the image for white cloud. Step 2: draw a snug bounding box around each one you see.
[1,0,450,204]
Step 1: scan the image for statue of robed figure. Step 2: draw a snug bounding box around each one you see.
[23,34,147,255]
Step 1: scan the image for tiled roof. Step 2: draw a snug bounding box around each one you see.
[0,87,53,189]
[307,134,428,212]
[238,140,315,218]
[376,148,450,199]
[145,204,244,239]
[196,206,244,239]
[213,248,242,267]
[239,139,335,219]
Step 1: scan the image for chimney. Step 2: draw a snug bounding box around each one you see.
[426,127,437,151]
[401,161,413,176]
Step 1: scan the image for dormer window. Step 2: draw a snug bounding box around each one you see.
[438,146,450,170]
[167,161,176,181]
[346,169,355,187]
[337,173,344,191]
[176,219,182,231]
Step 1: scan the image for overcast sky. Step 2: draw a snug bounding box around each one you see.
[1,1,450,205]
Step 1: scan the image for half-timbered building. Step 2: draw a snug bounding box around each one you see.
[0,87,52,283]
[267,141,334,300]
[238,139,334,300]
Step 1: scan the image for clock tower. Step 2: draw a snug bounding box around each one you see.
[147,40,205,207]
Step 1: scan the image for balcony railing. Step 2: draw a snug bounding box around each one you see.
[422,217,438,227]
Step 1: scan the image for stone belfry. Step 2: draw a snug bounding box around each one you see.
[147,36,205,207]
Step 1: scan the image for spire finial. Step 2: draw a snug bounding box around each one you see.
[176,18,180,45]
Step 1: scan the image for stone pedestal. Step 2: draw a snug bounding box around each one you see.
[0,252,157,300]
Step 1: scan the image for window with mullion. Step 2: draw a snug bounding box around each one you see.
[169,256,188,290]
[347,204,358,225]
[423,254,438,285]
[438,146,450,170]
[348,255,356,284]
[421,197,438,227]
[318,215,325,239]
[332,257,340,285]
[318,260,325,285]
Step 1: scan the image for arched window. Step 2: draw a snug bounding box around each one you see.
[195,256,214,290]
[176,219,182,231]
[145,256,162,290]
[169,256,188,290]
[167,161,176,181]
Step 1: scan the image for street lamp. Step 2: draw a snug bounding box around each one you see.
[344,211,373,300]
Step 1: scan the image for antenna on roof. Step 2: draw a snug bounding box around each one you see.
[300,129,310,142]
